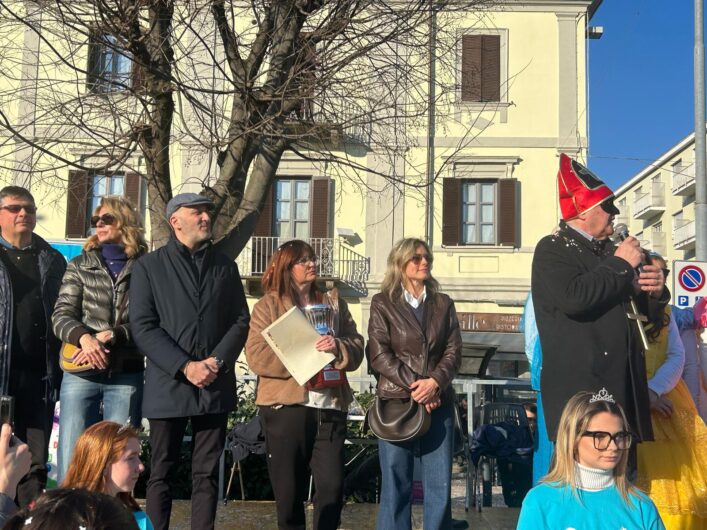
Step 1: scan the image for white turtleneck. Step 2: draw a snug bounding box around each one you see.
[575,462,615,491]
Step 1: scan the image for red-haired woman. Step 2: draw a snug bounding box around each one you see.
[61,420,153,530]
[246,240,364,530]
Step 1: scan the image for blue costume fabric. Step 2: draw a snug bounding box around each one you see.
[522,294,553,484]
[133,511,155,530]
[517,483,666,530]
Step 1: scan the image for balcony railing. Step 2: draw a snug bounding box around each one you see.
[673,219,696,250]
[289,99,372,145]
[236,236,370,293]
[672,163,695,196]
[648,231,667,256]
[633,182,666,219]
[614,204,630,229]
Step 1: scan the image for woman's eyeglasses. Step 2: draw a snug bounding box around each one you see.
[90,214,116,227]
[581,430,632,451]
[409,253,433,265]
[293,255,318,266]
[0,204,37,214]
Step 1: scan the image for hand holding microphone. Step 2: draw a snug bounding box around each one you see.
[613,223,664,294]
[612,223,644,268]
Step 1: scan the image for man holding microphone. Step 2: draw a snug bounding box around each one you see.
[531,154,667,457]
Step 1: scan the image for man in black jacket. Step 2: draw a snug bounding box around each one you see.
[0,186,65,507]
[531,155,666,446]
[131,193,250,530]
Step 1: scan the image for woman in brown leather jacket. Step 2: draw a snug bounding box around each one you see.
[368,238,462,530]
[245,240,364,530]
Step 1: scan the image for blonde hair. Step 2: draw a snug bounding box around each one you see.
[84,196,148,258]
[380,238,439,302]
[542,391,639,504]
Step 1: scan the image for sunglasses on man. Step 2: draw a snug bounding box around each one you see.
[0,204,37,214]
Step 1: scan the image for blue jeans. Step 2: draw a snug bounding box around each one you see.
[57,370,144,482]
[376,401,454,530]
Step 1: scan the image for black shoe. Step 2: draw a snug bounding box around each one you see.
[451,519,469,529]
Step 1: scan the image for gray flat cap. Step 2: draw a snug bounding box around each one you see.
[165,193,214,219]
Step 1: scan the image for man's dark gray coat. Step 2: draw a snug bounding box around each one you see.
[130,238,250,419]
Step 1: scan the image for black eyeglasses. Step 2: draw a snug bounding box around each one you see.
[293,255,318,266]
[662,268,670,277]
[0,204,37,214]
[90,214,116,227]
[409,253,433,265]
[581,430,632,451]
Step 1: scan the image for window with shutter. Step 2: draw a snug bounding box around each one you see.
[442,177,519,247]
[461,34,501,103]
[66,171,89,238]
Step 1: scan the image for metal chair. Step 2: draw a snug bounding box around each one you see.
[470,402,529,512]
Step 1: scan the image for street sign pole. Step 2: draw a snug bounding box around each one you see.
[694,0,707,260]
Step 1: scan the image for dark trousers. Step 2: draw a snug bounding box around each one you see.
[260,405,347,530]
[146,413,227,530]
[10,373,53,508]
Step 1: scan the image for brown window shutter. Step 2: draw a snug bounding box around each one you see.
[442,178,462,246]
[461,35,482,102]
[66,170,89,238]
[310,178,331,239]
[498,178,518,247]
[253,182,274,237]
[131,59,143,92]
[481,35,501,102]
[124,173,142,210]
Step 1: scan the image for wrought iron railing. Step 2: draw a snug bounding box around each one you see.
[236,236,370,292]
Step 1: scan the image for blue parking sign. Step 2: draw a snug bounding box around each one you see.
[678,295,689,307]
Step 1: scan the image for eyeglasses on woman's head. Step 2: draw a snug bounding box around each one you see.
[581,430,632,451]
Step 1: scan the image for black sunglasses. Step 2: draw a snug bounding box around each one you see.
[581,430,632,451]
[1,204,37,214]
[662,268,670,277]
[90,213,116,227]
[409,253,433,265]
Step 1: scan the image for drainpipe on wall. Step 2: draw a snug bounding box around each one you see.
[425,2,437,245]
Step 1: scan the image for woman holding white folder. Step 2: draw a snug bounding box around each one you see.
[245,240,364,530]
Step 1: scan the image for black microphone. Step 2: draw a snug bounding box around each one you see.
[612,223,645,273]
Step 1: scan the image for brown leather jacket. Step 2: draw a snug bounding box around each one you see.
[367,291,462,400]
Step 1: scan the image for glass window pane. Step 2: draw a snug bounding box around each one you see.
[276,221,291,238]
[275,201,290,222]
[463,224,476,244]
[464,204,476,224]
[295,201,309,221]
[110,176,124,196]
[481,184,494,203]
[481,224,494,243]
[92,176,107,197]
[463,183,476,204]
[276,180,291,201]
[481,204,493,223]
[295,181,310,200]
[294,222,309,239]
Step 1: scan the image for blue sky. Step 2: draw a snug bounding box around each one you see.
[588,2,699,189]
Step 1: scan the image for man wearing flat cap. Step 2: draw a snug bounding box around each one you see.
[131,193,250,530]
[531,154,667,451]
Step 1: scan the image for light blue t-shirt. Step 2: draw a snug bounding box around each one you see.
[133,511,154,530]
[517,483,665,530]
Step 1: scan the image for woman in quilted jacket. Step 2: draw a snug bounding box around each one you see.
[52,195,147,482]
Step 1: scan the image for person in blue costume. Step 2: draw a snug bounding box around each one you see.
[517,390,665,530]
[521,294,553,485]
[62,421,154,530]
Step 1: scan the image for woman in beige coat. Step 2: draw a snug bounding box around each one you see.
[246,240,364,530]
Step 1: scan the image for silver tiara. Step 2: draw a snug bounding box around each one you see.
[589,387,615,404]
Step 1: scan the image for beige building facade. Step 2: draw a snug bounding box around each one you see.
[1,0,602,378]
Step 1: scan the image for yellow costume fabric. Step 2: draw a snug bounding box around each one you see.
[637,307,707,530]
